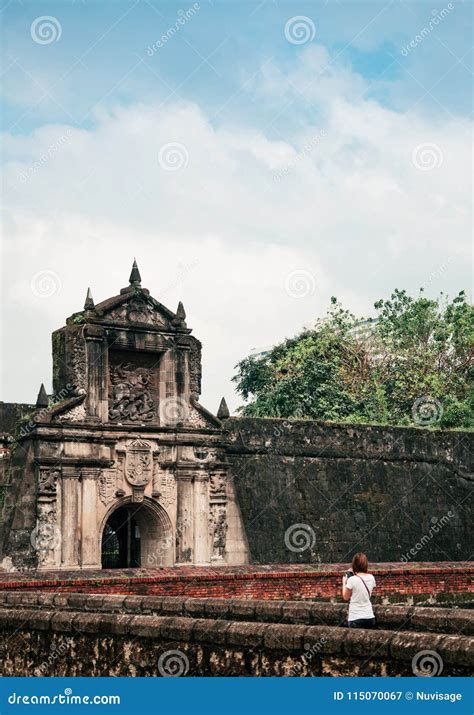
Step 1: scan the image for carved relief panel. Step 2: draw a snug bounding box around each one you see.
[35,467,61,569]
[209,503,227,561]
[209,470,228,561]
[152,449,176,510]
[98,469,117,506]
[108,350,161,423]
[106,296,168,327]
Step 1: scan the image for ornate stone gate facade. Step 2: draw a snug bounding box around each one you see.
[3,262,248,570]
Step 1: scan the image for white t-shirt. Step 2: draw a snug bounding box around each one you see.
[346,573,376,621]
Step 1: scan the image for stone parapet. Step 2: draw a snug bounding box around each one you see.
[0,591,472,636]
[0,605,472,676]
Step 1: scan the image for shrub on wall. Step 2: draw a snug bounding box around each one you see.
[233,289,473,429]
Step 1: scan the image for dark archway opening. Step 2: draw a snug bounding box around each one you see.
[101,506,141,568]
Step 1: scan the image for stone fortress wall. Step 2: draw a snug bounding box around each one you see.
[225,418,472,565]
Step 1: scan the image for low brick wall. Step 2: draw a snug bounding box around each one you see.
[0,605,472,677]
[0,563,471,604]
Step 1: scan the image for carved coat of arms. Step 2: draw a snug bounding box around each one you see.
[125,439,152,487]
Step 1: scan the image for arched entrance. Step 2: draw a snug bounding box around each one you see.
[100,499,173,569]
[101,507,141,568]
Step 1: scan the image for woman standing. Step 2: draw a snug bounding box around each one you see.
[342,552,376,628]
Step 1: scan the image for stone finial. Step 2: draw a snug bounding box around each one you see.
[176,301,186,321]
[172,301,187,328]
[36,383,49,408]
[217,397,230,420]
[129,259,141,286]
[84,287,95,310]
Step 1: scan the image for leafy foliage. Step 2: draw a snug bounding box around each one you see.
[233,290,473,429]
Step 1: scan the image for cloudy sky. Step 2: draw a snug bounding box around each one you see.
[1,0,472,413]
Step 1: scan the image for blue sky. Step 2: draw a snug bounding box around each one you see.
[2,0,472,131]
[1,0,472,411]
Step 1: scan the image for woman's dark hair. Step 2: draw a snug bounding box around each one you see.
[352,552,369,573]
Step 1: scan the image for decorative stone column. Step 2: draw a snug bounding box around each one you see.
[84,324,108,421]
[61,469,81,568]
[81,467,100,567]
[175,471,194,564]
[193,470,209,564]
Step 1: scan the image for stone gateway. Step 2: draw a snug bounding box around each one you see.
[0,262,249,571]
[0,262,471,572]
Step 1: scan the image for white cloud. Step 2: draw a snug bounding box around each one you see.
[2,46,471,412]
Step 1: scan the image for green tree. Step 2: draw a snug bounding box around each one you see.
[232,290,473,429]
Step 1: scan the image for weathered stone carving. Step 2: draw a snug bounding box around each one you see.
[124,438,152,502]
[107,297,166,327]
[108,363,155,422]
[34,500,60,569]
[125,439,152,486]
[69,332,87,394]
[193,447,217,462]
[187,406,211,429]
[189,341,202,396]
[57,402,86,422]
[38,468,59,495]
[209,472,226,498]
[209,503,227,561]
[98,469,116,506]
[155,474,176,508]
